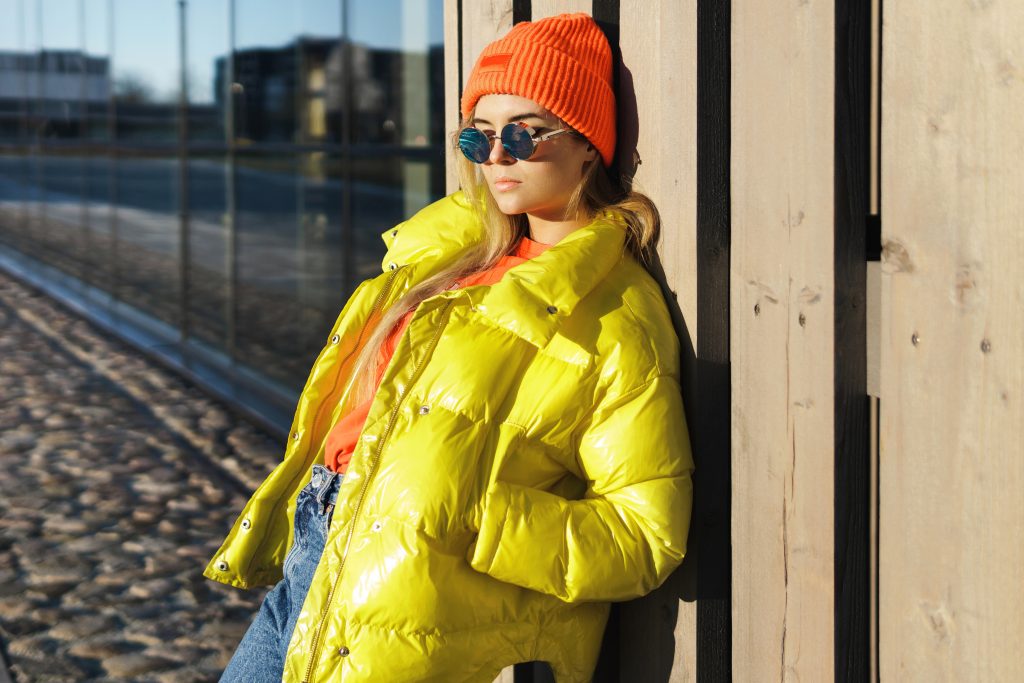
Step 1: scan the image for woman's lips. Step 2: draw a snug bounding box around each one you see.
[494,178,521,192]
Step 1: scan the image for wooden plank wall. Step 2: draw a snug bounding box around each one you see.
[878,0,1024,679]
[731,0,836,680]
[615,1,699,680]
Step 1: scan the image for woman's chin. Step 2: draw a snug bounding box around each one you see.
[490,195,530,216]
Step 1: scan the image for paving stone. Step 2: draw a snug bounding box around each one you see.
[66,637,144,659]
[102,652,178,677]
[8,655,89,681]
[127,578,177,600]
[48,613,121,640]
[0,271,278,681]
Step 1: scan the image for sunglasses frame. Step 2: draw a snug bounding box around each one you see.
[457,122,577,164]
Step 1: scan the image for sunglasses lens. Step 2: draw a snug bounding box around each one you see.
[458,128,490,163]
[501,123,535,160]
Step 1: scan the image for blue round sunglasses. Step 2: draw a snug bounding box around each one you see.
[458,122,578,163]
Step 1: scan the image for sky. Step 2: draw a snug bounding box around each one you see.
[0,0,445,103]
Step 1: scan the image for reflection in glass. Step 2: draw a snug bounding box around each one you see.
[186,0,228,141]
[0,0,450,425]
[232,0,343,145]
[84,0,111,141]
[35,151,85,281]
[349,0,445,146]
[113,0,177,142]
[350,156,435,285]
[234,151,304,388]
[0,153,32,254]
[186,153,230,348]
[114,149,180,327]
[82,155,113,290]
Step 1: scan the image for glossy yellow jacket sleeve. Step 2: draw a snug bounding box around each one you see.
[468,373,694,603]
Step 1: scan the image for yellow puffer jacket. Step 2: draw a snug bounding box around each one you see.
[204,190,694,682]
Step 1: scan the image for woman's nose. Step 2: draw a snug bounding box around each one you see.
[486,136,515,165]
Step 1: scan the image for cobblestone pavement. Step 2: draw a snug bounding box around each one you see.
[0,270,287,682]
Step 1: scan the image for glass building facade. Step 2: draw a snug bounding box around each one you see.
[0,0,447,430]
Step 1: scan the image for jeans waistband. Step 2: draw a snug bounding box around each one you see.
[308,464,342,509]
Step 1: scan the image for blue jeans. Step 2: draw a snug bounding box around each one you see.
[220,464,343,683]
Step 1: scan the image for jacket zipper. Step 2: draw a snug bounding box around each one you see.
[245,267,401,580]
[302,296,456,683]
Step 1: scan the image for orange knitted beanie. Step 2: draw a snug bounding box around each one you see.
[460,13,616,167]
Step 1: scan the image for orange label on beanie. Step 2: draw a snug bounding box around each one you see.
[479,53,512,73]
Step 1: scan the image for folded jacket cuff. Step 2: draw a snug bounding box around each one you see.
[468,482,512,573]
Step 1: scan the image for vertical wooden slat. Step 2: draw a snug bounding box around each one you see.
[879,1,1024,679]
[530,0,591,18]
[618,0,699,346]
[617,0,700,680]
[460,0,514,90]
[443,0,461,193]
[731,0,836,678]
[447,0,515,192]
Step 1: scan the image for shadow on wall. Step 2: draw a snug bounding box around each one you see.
[593,46,731,682]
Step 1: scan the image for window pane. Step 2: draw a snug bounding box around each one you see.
[112,0,177,142]
[235,151,304,389]
[349,0,445,146]
[0,2,29,143]
[114,149,180,326]
[186,152,230,348]
[0,153,33,253]
[83,0,112,141]
[83,154,114,290]
[233,0,342,145]
[350,155,437,284]
[186,0,228,142]
[37,0,87,141]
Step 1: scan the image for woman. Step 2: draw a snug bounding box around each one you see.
[209,12,693,683]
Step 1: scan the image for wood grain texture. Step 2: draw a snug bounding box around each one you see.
[460,0,514,92]
[451,0,513,195]
[619,0,698,351]
[731,0,836,678]
[618,1,699,679]
[531,0,591,18]
[444,0,460,193]
[879,0,1024,678]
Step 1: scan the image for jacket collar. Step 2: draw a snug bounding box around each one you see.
[378,191,628,348]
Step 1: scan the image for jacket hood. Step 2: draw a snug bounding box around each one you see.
[377,190,630,347]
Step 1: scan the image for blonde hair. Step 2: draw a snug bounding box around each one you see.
[342,115,662,409]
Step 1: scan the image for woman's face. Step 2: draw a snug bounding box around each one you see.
[470,94,598,222]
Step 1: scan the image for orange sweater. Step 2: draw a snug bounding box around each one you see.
[324,235,552,473]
